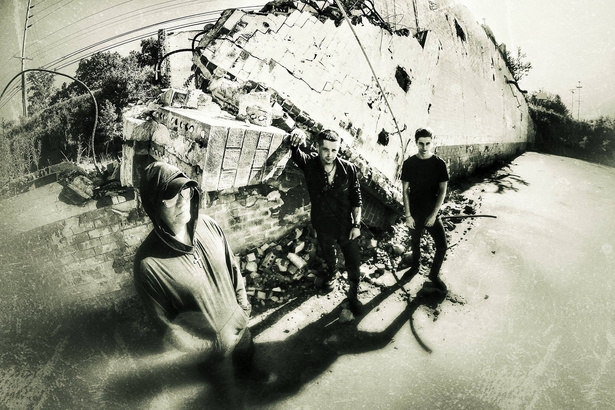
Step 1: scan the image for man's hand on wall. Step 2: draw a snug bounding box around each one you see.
[289,128,307,148]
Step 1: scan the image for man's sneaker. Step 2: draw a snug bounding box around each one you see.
[429,276,448,294]
[348,298,363,316]
[401,266,420,282]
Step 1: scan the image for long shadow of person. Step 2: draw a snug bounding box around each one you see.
[100,278,448,409]
[246,280,448,406]
[98,290,320,409]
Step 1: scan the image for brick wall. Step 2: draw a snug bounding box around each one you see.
[436,141,528,178]
[204,165,312,252]
[0,183,151,331]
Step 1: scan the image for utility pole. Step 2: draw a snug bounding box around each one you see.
[569,88,575,115]
[20,0,34,117]
[576,80,582,120]
[412,0,420,32]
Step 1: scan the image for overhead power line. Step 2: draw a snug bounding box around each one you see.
[50,17,222,71]
[42,6,262,71]
[29,0,233,61]
[0,85,23,111]
[34,0,77,22]
[44,16,219,69]
[35,6,261,68]
[2,4,264,116]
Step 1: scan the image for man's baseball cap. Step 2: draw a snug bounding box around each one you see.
[163,176,197,199]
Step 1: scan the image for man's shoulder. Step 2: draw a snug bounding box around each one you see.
[402,154,419,169]
[199,213,217,226]
[432,154,446,164]
[403,154,420,163]
[196,214,224,237]
[431,154,448,171]
[134,231,165,271]
[135,230,157,258]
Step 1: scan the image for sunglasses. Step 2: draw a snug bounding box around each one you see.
[162,187,194,208]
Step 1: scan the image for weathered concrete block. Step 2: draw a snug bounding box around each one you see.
[266,190,281,202]
[61,176,94,205]
[287,252,307,269]
[123,116,149,142]
[120,144,135,187]
[245,261,258,273]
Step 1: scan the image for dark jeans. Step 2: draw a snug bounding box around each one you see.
[203,329,255,409]
[410,216,447,278]
[316,230,361,284]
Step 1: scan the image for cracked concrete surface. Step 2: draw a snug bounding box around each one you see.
[2,152,614,409]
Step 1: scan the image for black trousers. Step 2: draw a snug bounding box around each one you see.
[409,216,448,278]
[204,329,255,409]
[316,230,361,284]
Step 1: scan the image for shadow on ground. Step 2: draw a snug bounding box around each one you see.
[452,157,530,195]
[96,276,449,408]
[246,279,447,406]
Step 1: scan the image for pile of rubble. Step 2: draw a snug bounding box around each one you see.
[239,224,325,310]
[239,187,480,314]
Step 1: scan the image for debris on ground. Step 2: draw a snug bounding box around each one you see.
[241,187,481,315]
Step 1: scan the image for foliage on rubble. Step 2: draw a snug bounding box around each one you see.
[260,0,408,35]
[1,39,162,177]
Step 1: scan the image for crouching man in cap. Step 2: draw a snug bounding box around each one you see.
[134,161,267,408]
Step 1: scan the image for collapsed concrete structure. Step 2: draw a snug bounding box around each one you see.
[0,2,535,404]
[0,0,535,321]
[122,0,533,251]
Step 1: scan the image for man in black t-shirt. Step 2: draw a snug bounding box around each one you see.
[400,127,449,293]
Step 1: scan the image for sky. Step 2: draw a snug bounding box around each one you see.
[460,0,615,118]
[1,0,614,121]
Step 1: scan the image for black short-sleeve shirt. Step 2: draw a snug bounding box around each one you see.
[401,154,449,217]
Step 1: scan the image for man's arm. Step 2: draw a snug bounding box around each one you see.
[222,229,251,318]
[348,164,362,240]
[425,181,447,227]
[349,206,362,240]
[402,181,415,229]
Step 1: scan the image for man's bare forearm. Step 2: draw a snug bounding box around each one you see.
[352,207,361,225]
[429,181,447,218]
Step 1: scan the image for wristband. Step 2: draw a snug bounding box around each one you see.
[352,223,360,229]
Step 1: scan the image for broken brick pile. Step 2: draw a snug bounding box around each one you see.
[239,224,324,310]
